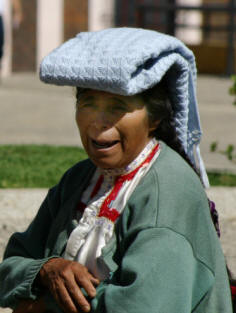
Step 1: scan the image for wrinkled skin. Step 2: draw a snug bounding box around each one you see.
[76,89,158,169]
[13,297,45,313]
[14,258,99,313]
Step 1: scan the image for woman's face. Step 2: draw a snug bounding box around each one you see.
[75,89,157,169]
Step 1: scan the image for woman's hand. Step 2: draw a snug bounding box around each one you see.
[38,258,100,313]
[13,297,45,313]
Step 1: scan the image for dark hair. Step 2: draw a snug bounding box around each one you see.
[140,82,198,174]
[75,87,87,104]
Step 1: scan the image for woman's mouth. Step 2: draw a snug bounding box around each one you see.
[91,139,119,149]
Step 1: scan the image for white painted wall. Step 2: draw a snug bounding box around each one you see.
[1,0,12,77]
[176,0,202,45]
[36,0,64,70]
[88,0,114,31]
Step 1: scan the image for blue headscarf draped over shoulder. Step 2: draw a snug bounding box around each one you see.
[40,27,209,187]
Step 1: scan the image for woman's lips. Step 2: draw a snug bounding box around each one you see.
[91,139,119,149]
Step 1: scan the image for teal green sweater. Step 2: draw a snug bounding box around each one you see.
[0,143,233,313]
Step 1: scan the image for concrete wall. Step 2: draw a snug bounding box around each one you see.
[12,0,37,72]
[176,0,203,45]
[64,0,88,40]
[2,0,89,74]
[88,0,114,31]
[36,0,64,71]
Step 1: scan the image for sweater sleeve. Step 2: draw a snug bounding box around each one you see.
[0,186,60,309]
[91,227,214,313]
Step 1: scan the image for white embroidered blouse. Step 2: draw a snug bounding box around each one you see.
[64,138,161,280]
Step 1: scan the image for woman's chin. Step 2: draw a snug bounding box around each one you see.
[90,157,121,169]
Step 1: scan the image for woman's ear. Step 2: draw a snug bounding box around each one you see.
[149,119,160,134]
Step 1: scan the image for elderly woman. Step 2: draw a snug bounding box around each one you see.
[0,28,233,313]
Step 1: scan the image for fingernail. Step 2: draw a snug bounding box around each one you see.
[91,290,96,297]
[84,305,90,312]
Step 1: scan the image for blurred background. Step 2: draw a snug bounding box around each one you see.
[1,0,236,171]
[1,0,236,76]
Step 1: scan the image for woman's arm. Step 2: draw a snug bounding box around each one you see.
[91,227,214,313]
[11,257,100,313]
[0,161,99,313]
[0,188,59,309]
[37,257,99,313]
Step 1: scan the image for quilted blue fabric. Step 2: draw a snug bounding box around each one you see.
[40,27,208,186]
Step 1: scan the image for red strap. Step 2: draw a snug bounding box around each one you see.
[231,284,236,300]
[99,143,159,222]
[77,143,160,222]
[119,143,160,182]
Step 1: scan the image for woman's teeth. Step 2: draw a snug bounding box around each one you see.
[92,139,118,148]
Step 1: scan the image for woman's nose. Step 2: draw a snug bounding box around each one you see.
[93,111,111,130]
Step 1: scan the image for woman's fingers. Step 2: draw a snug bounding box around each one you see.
[39,258,100,312]
[74,271,99,298]
[65,277,92,312]
[89,274,100,286]
[52,279,90,313]
[47,265,90,313]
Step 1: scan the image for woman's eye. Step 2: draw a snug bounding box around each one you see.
[78,102,95,109]
[111,105,127,112]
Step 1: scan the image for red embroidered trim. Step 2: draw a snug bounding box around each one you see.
[98,208,120,222]
[98,143,160,222]
[231,284,236,300]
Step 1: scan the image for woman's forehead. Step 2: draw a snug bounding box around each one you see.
[79,89,143,104]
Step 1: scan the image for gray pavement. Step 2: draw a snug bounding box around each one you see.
[0,73,81,147]
[0,73,235,312]
[197,76,236,174]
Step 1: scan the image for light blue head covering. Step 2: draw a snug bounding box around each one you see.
[40,27,209,187]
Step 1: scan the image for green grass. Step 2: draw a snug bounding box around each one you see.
[0,145,87,188]
[0,145,236,188]
[208,172,236,187]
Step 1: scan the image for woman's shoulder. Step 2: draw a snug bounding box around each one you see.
[63,158,95,181]
[49,158,96,203]
[126,142,208,226]
[125,143,222,274]
[153,142,206,196]
[151,143,210,226]
[127,141,214,239]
